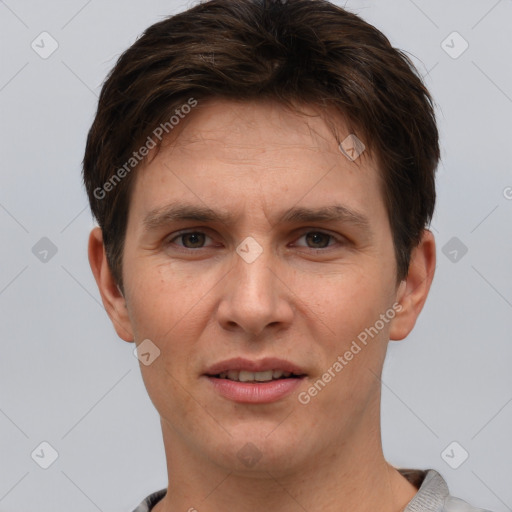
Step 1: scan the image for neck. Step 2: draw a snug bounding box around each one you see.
[153,398,418,512]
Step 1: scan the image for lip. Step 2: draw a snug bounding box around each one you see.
[203,357,307,404]
[203,357,306,376]
[205,375,305,403]
[207,376,305,404]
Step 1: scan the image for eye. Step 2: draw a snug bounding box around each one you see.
[165,229,344,252]
[168,231,212,249]
[294,231,341,249]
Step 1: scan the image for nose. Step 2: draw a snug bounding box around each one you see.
[215,243,294,337]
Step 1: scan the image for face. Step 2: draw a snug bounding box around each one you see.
[96,98,422,475]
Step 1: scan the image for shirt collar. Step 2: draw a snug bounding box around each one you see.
[400,469,449,512]
[133,468,450,512]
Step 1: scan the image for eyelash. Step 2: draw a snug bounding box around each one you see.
[165,229,345,252]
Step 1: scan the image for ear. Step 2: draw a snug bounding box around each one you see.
[389,229,436,341]
[88,227,134,342]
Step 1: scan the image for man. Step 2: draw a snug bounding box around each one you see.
[83,0,493,510]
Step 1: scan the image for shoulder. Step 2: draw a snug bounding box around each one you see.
[399,468,496,512]
[443,496,495,512]
[131,488,166,512]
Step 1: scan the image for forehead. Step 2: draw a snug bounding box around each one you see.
[160,98,366,164]
[129,98,386,227]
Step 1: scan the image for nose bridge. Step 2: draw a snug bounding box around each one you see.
[216,236,291,335]
[232,236,276,305]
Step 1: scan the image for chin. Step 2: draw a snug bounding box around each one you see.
[205,426,310,475]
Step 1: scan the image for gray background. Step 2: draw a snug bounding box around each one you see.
[0,0,511,510]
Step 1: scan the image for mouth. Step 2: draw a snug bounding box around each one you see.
[203,358,307,403]
[209,369,305,382]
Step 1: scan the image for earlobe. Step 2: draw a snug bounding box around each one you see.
[389,230,436,341]
[88,227,134,342]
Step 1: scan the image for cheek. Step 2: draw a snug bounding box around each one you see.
[301,267,393,399]
[301,267,389,337]
[126,262,207,340]
[126,265,212,390]
[128,270,204,413]
[141,360,207,442]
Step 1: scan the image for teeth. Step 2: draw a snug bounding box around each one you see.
[217,369,296,382]
[255,370,275,381]
[240,370,272,382]
[227,370,239,381]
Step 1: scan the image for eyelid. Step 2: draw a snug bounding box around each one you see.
[292,228,345,248]
[166,229,215,248]
[166,227,345,250]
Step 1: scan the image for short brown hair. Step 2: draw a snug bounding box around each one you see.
[83,0,440,291]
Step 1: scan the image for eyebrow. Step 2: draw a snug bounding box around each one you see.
[143,201,372,234]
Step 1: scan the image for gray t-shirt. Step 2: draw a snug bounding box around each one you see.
[131,469,493,511]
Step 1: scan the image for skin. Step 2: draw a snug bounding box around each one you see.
[89,98,436,512]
